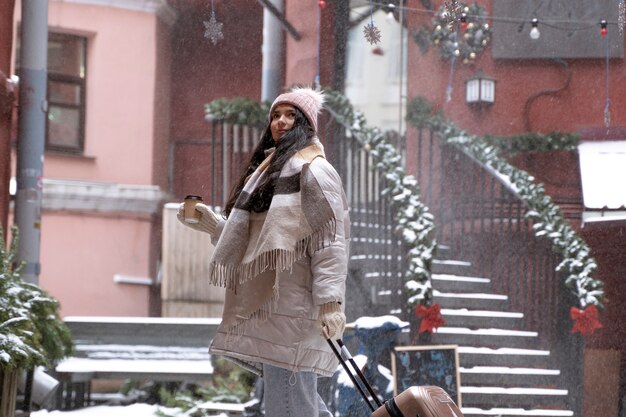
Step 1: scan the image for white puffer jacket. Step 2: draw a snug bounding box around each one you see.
[208,157,350,377]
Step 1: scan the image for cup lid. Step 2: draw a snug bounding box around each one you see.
[185,195,203,200]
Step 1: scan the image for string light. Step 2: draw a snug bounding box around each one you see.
[362,1,620,31]
[600,20,608,37]
[529,17,540,40]
[387,3,396,21]
[460,13,468,30]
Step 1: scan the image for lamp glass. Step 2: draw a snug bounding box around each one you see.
[466,78,480,103]
[480,79,495,103]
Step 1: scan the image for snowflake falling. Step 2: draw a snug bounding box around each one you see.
[441,0,463,30]
[203,13,224,45]
[363,22,382,45]
[617,0,626,36]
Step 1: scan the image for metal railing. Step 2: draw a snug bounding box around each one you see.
[413,127,582,414]
[174,119,583,412]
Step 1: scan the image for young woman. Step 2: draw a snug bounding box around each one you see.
[178,87,350,416]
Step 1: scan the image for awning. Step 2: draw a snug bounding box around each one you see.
[578,140,626,226]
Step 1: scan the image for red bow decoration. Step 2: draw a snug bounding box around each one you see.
[415,303,446,333]
[570,305,603,336]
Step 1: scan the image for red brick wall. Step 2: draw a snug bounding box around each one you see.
[169,1,264,201]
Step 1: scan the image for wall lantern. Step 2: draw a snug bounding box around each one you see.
[465,71,495,106]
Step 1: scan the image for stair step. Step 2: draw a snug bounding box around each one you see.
[432,258,473,274]
[432,327,540,349]
[434,291,509,310]
[460,386,569,408]
[460,366,561,386]
[442,308,524,329]
[462,407,573,417]
[458,347,551,368]
[432,274,492,292]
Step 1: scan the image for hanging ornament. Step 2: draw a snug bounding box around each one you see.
[429,2,492,63]
[363,0,382,45]
[364,23,382,45]
[318,0,326,10]
[440,0,463,31]
[203,0,224,45]
[570,305,603,336]
[617,0,626,36]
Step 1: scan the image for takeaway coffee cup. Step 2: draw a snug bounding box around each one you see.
[183,195,203,224]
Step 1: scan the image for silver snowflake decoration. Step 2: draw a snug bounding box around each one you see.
[363,22,382,45]
[441,0,463,30]
[203,13,224,45]
[617,0,626,36]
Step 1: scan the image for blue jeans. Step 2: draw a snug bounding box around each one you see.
[263,363,332,417]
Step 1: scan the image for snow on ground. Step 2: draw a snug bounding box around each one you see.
[31,403,231,417]
[31,404,172,417]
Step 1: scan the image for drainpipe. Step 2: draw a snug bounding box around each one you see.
[261,0,284,102]
[15,0,48,285]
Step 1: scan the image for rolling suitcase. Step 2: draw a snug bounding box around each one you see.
[326,337,465,417]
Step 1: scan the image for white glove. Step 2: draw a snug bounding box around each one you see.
[176,202,219,235]
[319,302,346,339]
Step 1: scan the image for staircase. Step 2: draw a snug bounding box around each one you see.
[428,253,574,417]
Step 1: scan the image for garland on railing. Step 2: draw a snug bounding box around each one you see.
[203,92,604,331]
[406,97,605,312]
[205,97,270,130]
[205,92,438,309]
[324,91,438,307]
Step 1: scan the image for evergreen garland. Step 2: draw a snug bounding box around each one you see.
[205,97,270,130]
[203,91,602,310]
[324,91,437,306]
[407,99,604,308]
[0,226,73,369]
[483,132,579,156]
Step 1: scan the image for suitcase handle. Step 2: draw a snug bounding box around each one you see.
[325,330,384,411]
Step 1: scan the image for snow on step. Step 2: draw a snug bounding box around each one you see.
[434,290,507,300]
[460,367,560,376]
[436,327,538,337]
[433,274,491,283]
[461,387,568,396]
[458,347,550,356]
[462,407,573,416]
[57,357,214,375]
[442,308,523,318]
[433,259,472,267]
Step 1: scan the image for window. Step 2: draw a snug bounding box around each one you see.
[46,33,87,153]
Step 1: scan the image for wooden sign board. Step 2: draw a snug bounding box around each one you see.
[391,345,461,407]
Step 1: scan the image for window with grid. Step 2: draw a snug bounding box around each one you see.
[46,33,87,153]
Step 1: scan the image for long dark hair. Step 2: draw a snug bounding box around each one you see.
[223,107,315,217]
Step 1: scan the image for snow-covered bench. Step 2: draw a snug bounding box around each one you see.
[54,316,221,409]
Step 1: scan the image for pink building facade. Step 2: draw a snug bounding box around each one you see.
[11,0,175,316]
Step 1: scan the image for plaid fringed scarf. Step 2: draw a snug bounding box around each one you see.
[208,141,337,335]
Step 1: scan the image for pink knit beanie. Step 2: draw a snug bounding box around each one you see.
[269,87,325,133]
